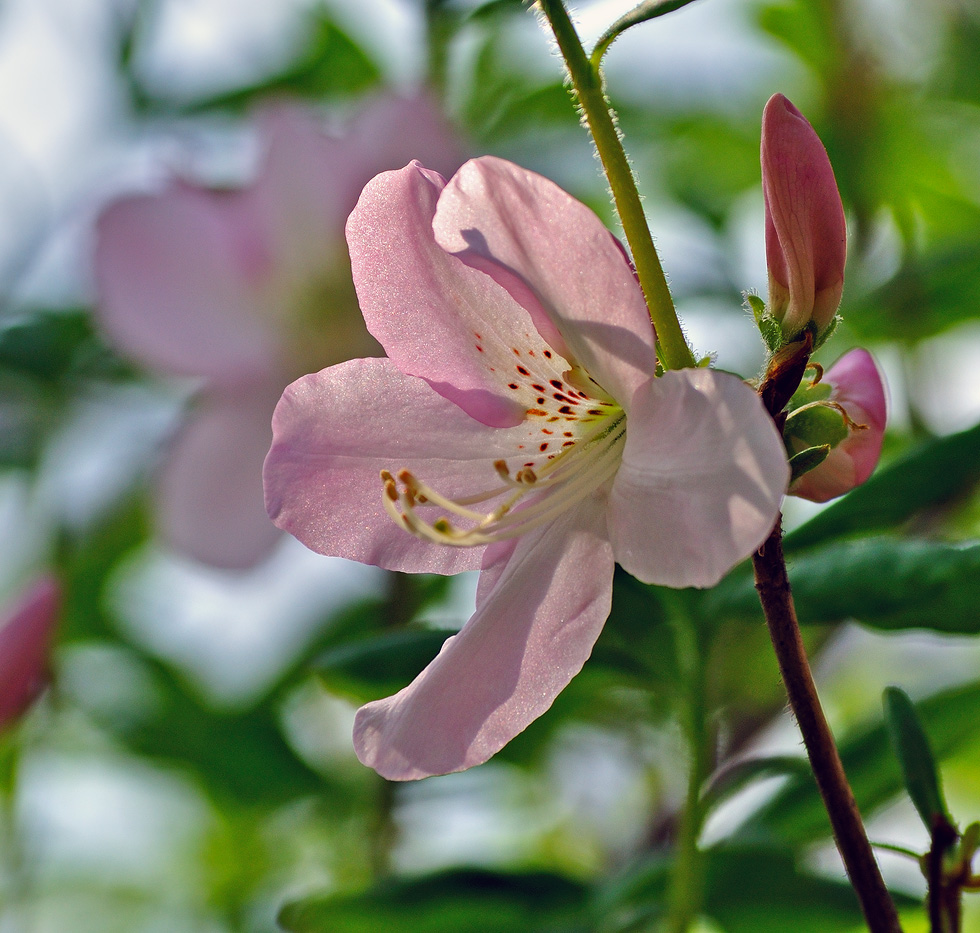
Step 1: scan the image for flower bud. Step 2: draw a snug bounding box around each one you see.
[0,577,60,732]
[762,93,847,338]
[789,349,886,503]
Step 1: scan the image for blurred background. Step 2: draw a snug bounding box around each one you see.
[1,0,980,930]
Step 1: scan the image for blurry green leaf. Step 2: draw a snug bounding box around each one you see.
[883,686,951,830]
[739,680,980,846]
[0,309,98,382]
[279,868,588,933]
[116,656,323,805]
[314,628,453,704]
[599,844,910,933]
[134,13,380,114]
[705,538,980,634]
[701,755,812,815]
[783,419,980,552]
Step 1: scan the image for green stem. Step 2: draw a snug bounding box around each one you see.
[665,605,710,933]
[536,0,695,372]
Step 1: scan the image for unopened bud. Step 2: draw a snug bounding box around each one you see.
[789,349,886,502]
[762,94,846,339]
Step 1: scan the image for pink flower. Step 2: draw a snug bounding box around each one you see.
[95,96,463,569]
[790,348,887,503]
[0,577,60,732]
[762,93,846,339]
[264,157,790,780]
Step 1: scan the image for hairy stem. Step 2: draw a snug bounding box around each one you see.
[536,0,695,372]
[752,522,902,932]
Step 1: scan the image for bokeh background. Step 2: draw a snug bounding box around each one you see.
[1,0,980,930]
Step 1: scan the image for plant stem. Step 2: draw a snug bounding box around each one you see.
[536,0,695,372]
[665,609,710,933]
[752,521,902,932]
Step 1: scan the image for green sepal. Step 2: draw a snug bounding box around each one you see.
[746,293,767,323]
[784,403,848,450]
[788,444,831,483]
[883,686,953,831]
[813,314,841,352]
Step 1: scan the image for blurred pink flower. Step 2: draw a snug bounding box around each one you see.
[790,348,887,503]
[762,93,846,339]
[0,577,60,732]
[264,157,789,780]
[95,96,463,568]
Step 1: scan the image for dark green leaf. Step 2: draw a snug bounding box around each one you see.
[705,538,980,634]
[883,686,951,829]
[739,680,980,845]
[279,868,589,933]
[783,419,980,552]
[314,629,453,704]
[788,444,831,484]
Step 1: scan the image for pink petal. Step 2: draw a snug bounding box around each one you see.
[353,494,614,780]
[762,94,846,336]
[157,384,285,569]
[95,189,277,383]
[346,162,552,428]
[432,157,658,407]
[608,370,788,588]
[790,348,887,503]
[0,577,60,731]
[264,357,538,574]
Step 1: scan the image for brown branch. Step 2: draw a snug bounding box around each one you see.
[752,521,902,932]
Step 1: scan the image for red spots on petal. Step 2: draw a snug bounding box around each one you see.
[532,384,546,392]
[548,416,560,422]
[550,379,563,389]
[512,348,521,356]
[558,405,574,414]
[536,397,546,404]
[539,442,549,451]
[526,408,547,416]
[542,429,554,435]
[564,431,574,437]
[562,441,575,447]
[474,332,482,340]
[517,365,530,376]
[588,409,603,415]
[476,346,484,353]
[544,350,553,358]
[528,350,535,356]
[508,383,519,390]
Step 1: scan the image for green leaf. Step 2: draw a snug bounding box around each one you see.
[313,629,453,704]
[701,755,813,815]
[591,0,703,66]
[783,419,980,552]
[278,868,589,933]
[134,13,380,114]
[739,680,980,846]
[705,538,980,634]
[883,686,951,830]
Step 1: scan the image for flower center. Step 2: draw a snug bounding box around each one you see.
[380,346,626,547]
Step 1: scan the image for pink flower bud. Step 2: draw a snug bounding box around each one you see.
[790,349,886,502]
[0,577,60,732]
[762,93,847,338]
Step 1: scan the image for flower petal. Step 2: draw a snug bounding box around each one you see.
[432,157,658,406]
[95,189,277,383]
[264,357,538,574]
[157,385,284,569]
[0,577,60,731]
[353,494,614,780]
[609,370,788,588]
[346,162,554,428]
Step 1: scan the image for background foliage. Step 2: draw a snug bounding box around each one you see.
[1,0,980,930]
